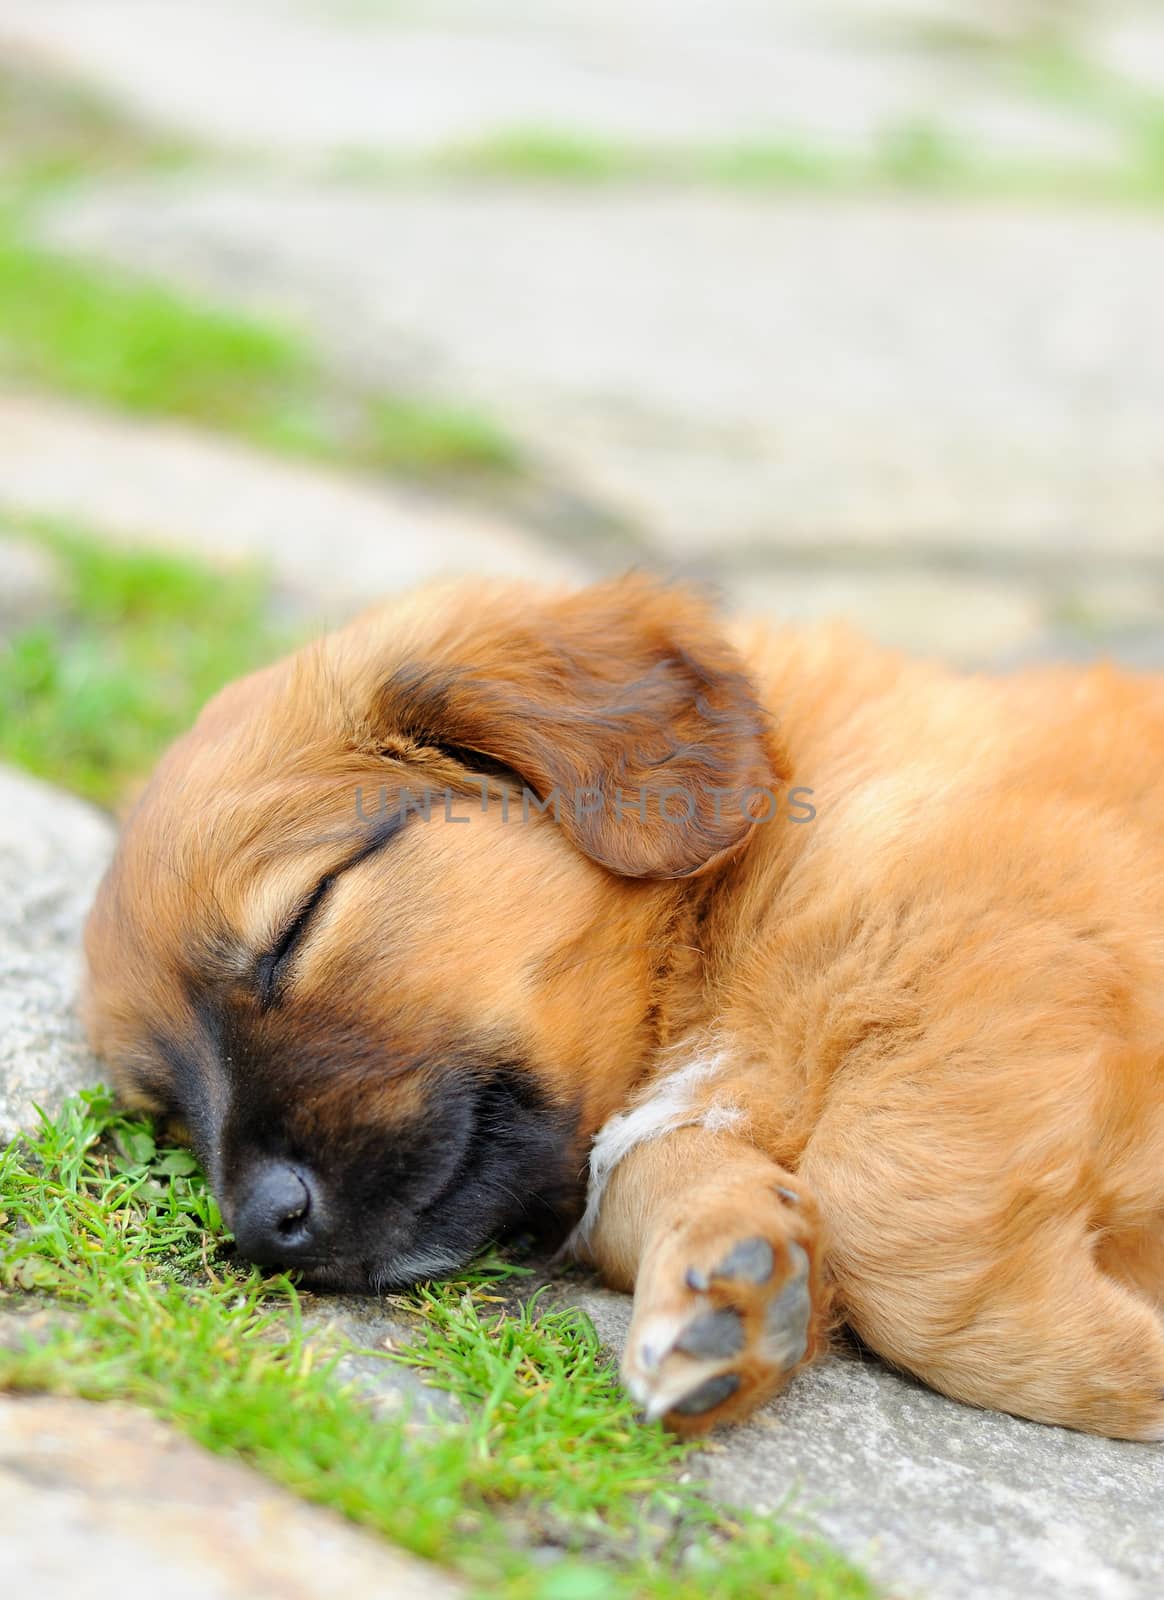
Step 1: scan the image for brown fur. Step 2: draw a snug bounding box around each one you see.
[84,576,1164,1440]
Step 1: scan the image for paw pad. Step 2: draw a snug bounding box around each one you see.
[685,1234,774,1291]
[670,1372,741,1416]
[624,1228,815,1431]
[763,1242,811,1368]
[713,1235,775,1284]
[674,1307,745,1359]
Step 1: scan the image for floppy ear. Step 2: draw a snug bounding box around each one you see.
[369,576,788,879]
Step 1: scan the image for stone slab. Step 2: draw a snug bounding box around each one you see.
[297,1294,465,1423]
[0,765,113,1145]
[38,181,1164,567]
[0,1394,462,1598]
[0,0,1123,163]
[0,394,588,629]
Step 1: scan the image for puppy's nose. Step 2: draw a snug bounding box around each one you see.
[232,1163,319,1265]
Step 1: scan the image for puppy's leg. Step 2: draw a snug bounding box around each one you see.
[586,1126,833,1433]
[897,1255,1164,1442]
[826,1196,1164,1441]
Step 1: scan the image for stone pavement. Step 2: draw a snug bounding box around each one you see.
[33,178,1164,662]
[0,0,1146,163]
[0,766,113,1145]
[38,181,1164,557]
[0,394,588,626]
[0,1394,462,1600]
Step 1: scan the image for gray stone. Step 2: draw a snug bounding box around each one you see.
[0,395,589,629]
[0,1394,462,1597]
[297,1293,464,1423]
[0,1298,80,1355]
[39,181,1164,572]
[0,0,1121,164]
[0,766,113,1145]
[568,1283,1164,1600]
[718,569,1051,663]
[0,536,65,638]
[1093,7,1164,96]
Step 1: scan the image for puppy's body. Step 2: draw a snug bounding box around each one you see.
[597,622,1164,1435]
[84,580,1164,1440]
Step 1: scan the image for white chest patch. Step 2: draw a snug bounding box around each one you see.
[569,1046,744,1249]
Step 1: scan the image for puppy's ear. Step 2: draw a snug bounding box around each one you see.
[371,576,788,879]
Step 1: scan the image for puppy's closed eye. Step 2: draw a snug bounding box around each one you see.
[255,873,337,1010]
[255,812,411,1008]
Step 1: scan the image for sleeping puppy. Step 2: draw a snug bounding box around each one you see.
[83,576,1164,1440]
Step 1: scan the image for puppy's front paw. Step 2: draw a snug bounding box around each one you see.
[621,1189,826,1434]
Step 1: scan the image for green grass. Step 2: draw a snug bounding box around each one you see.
[0,522,283,806]
[0,230,306,425]
[428,130,659,183]
[0,226,522,479]
[0,1090,874,1599]
[424,130,867,191]
[418,116,1164,205]
[367,395,520,475]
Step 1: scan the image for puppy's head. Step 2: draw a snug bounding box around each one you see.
[84,576,781,1289]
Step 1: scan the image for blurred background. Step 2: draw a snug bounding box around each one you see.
[2,0,1163,807]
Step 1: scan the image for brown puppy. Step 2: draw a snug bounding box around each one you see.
[84,577,1164,1441]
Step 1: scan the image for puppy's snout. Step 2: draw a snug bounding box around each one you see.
[232,1162,320,1266]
